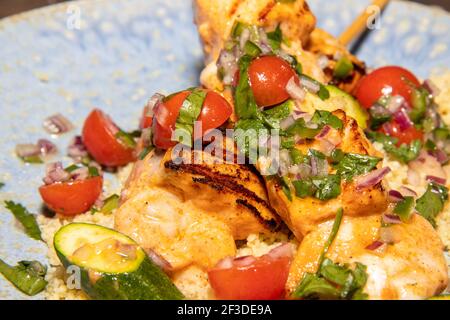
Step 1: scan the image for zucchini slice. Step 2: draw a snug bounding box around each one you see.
[300,85,369,129]
[54,223,183,300]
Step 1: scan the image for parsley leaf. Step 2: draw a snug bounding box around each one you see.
[310,110,343,130]
[311,175,341,200]
[393,196,415,222]
[4,201,42,241]
[367,132,421,164]
[334,153,381,181]
[235,55,259,119]
[415,183,448,228]
[174,88,207,147]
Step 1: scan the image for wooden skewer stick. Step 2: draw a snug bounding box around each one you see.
[338,0,390,46]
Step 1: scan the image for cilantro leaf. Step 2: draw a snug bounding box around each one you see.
[310,110,343,130]
[266,24,282,51]
[311,175,341,200]
[4,201,42,241]
[234,55,259,119]
[334,153,381,181]
[367,132,421,164]
[415,183,448,227]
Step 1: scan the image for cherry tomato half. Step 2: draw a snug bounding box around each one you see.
[140,105,153,129]
[82,109,135,167]
[355,66,421,109]
[152,90,232,149]
[39,176,103,216]
[248,55,298,108]
[208,246,292,300]
[380,120,424,146]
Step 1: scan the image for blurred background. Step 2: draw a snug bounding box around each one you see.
[0,0,448,18]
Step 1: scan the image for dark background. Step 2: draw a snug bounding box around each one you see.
[0,0,448,18]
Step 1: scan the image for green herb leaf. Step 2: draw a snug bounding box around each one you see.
[100,194,120,214]
[293,272,341,299]
[115,129,137,148]
[174,88,207,147]
[290,148,306,165]
[4,201,42,241]
[409,88,428,123]
[393,196,415,222]
[138,145,154,160]
[334,153,381,181]
[231,21,248,38]
[333,56,354,79]
[280,176,292,201]
[311,175,342,200]
[293,179,315,198]
[318,208,343,266]
[21,156,43,164]
[266,25,282,51]
[235,55,259,119]
[0,182,4,189]
[310,110,343,130]
[285,118,321,139]
[415,183,448,228]
[0,259,47,296]
[367,132,421,164]
[243,40,262,58]
[369,106,392,130]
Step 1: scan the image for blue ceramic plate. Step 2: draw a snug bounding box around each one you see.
[0,0,449,299]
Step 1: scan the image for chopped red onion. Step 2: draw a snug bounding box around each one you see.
[317,55,329,70]
[16,144,41,158]
[318,139,336,156]
[393,108,413,130]
[267,243,294,260]
[67,136,88,161]
[382,214,402,224]
[355,167,391,189]
[289,163,312,178]
[37,139,57,155]
[145,248,173,273]
[286,76,306,101]
[388,190,404,202]
[277,51,296,65]
[316,125,331,139]
[217,49,238,86]
[386,95,405,113]
[146,93,164,115]
[399,186,417,197]
[429,149,449,164]
[43,162,70,185]
[239,28,250,49]
[71,167,89,181]
[365,240,385,251]
[233,255,257,267]
[423,79,440,97]
[43,113,74,134]
[215,257,233,269]
[299,76,320,93]
[280,115,296,130]
[293,110,312,122]
[426,175,446,185]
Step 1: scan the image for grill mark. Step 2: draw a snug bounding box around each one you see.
[165,160,280,230]
[236,199,278,230]
[229,0,241,17]
[258,0,276,22]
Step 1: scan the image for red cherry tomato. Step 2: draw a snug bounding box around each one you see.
[248,55,298,108]
[39,176,103,216]
[140,105,153,129]
[208,246,292,300]
[355,66,421,109]
[152,90,232,149]
[380,120,424,146]
[82,109,135,167]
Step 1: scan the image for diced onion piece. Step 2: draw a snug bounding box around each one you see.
[280,115,296,130]
[386,95,405,113]
[267,243,294,260]
[355,167,391,189]
[67,135,88,160]
[388,190,404,202]
[393,108,413,130]
[43,162,71,185]
[145,248,173,273]
[426,175,446,185]
[16,144,41,158]
[233,255,257,267]
[299,76,320,93]
[382,214,402,225]
[43,113,74,134]
[399,186,417,197]
[365,240,384,250]
[286,76,306,101]
[37,139,57,155]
